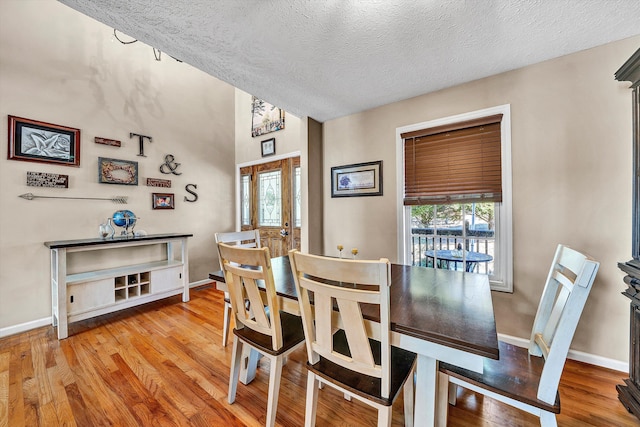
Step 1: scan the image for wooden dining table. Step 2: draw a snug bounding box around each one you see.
[209,255,499,427]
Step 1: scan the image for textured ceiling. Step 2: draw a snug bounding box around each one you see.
[57,0,640,122]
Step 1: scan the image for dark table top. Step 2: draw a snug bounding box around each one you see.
[425,249,493,263]
[44,233,193,249]
[210,255,499,360]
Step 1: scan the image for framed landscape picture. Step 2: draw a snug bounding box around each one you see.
[331,160,383,198]
[251,96,285,137]
[8,115,80,167]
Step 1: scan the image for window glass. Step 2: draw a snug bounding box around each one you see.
[410,203,495,276]
[258,170,281,227]
[294,166,301,228]
[241,174,251,226]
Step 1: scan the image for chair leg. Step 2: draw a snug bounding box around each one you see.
[448,382,457,405]
[228,337,242,404]
[403,365,415,427]
[222,301,232,347]
[436,372,450,427]
[377,405,392,427]
[540,411,558,427]
[265,355,284,427]
[305,372,319,427]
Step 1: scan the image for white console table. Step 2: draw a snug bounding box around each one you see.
[45,233,192,339]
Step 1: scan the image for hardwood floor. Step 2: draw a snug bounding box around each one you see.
[1,284,638,426]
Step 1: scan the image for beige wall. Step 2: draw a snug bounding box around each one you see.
[232,89,309,250]
[323,36,640,363]
[0,0,235,331]
[234,89,303,165]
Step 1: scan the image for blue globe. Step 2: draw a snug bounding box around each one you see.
[112,210,137,228]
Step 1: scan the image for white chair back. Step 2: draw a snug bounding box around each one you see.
[529,244,599,403]
[289,250,393,398]
[217,242,283,351]
[215,230,261,263]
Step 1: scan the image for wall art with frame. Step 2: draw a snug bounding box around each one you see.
[98,157,138,185]
[152,192,175,209]
[251,96,285,137]
[261,138,275,157]
[8,115,80,167]
[331,160,383,198]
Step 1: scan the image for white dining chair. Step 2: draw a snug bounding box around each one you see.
[437,244,599,427]
[214,229,261,347]
[289,249,417,427]
[217,242,305,427]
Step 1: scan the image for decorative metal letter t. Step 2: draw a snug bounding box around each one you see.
[130,132,153,157]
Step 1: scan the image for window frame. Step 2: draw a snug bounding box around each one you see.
[396,105,513,292]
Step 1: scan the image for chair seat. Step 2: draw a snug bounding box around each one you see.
[233,311,305,356]
[440,340,560,413]
[307,329,417,406]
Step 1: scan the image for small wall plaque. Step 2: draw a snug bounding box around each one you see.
[27,171,69,188]
[95,137,121,147]
[146,178,172,188]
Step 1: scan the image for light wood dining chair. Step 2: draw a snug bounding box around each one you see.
[217,242,305,427]
[437,244,599,427]
[289,250,417,427]
[214,230,261,347]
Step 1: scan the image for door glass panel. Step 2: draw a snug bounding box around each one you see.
[241,174,251,226]
[258,170,281,227]
[294,166,301,228]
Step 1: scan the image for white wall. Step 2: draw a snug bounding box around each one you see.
[322,36,640,363]
[0,0,236,332]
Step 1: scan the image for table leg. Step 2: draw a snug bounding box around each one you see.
[414,354,438,427]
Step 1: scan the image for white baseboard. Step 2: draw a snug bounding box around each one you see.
[1,280,215,339]
[0,317,51,339]
[189,279,214,288]
[499,333,628,373]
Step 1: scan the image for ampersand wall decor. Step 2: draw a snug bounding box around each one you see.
[184,184,198,202]
[159,154,182,175]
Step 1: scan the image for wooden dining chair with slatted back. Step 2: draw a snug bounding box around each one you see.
[289,250,417,427]
[214,230,261,347]
[437,244,599,427]
[217,242,305,427]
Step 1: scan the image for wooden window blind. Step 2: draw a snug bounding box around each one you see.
[403,114,502,205]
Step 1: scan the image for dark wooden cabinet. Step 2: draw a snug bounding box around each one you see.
[618,263,640,418]
[616,47,640,421]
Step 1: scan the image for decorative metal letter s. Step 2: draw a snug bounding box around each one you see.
[184,184,198,202]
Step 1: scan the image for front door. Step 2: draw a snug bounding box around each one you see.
[240,156,301,257]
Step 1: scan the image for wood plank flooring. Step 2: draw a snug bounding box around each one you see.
[1,284,638,426]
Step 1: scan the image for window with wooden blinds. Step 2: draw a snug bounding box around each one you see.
[402,115,502,205]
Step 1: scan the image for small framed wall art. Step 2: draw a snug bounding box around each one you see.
[98,157,138,185]
[330,160,383,198]
[152,192,175,209]
[261,138,276,157]
[8,115,80,167]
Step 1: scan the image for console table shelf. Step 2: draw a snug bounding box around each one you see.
[45,233,192,339]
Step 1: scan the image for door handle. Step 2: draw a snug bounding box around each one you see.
[280,228,289,237]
